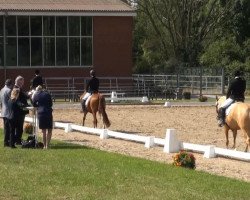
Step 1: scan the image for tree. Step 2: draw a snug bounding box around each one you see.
[130,0,236,73]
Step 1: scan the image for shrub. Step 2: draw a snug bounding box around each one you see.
[198,95,208,102]
[183,92,191,99]
[23,123,33,134]
[173,151,196,169]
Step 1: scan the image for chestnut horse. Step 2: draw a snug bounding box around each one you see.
[216,96,250,152]
[80,92,111,128]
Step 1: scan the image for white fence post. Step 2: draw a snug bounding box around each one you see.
[111,91,118,103]
[100,129,109,139]
[163,129,180,153]
[145,136,155,148]
[65,123,72,133]
[204,145,216,158]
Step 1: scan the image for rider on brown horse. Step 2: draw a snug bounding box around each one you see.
[217,70,246,127]
[81,69,99,112]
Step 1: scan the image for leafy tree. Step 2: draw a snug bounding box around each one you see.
[130,0,236,73]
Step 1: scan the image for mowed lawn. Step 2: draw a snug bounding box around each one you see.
[0,129,249,200]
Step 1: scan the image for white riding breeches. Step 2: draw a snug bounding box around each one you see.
[221,98,234,109]
[82,92,91,101]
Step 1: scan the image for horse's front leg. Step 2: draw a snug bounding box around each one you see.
[224,126,229,149]
[232,130,237,149]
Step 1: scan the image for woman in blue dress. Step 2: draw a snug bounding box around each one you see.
[32,86,53,149]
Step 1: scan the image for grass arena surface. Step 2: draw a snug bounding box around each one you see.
[0,104,250,184]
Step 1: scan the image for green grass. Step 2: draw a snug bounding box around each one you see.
[0,129,249,200]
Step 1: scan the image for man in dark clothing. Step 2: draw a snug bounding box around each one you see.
[14,76,29,144]
[81,69,99,112]
[32,70,43,89]
[217,70,246,127]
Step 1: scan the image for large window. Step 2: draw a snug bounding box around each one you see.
[1,15,92,67]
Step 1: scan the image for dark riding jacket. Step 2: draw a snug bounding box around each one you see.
[226,77,246,101]
[86,76,99,93]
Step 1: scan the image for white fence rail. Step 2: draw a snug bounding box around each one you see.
[21,115,250,162]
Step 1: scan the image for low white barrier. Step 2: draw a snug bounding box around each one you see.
[22,116,250,162]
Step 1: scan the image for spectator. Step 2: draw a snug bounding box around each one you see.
[8,88,23,148]
[33,86,53,149]
[0,79,13,147]
[13,76,29,145]
[32,70,43,89]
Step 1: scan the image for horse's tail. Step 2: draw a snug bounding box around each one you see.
[98,94,111,128]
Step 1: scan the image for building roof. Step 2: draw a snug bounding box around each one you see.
[0,0,136,15]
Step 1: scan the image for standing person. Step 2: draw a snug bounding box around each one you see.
[13,76,29,144]
[217,70,246,127]
[32,70,43,89]
[32,86,53,149]
[81,69,99,112]
[8,88,23,148]
[0,79,13,147]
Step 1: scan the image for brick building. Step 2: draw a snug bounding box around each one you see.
[0,0,135,89]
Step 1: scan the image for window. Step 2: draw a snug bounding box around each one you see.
[69,38,80,66]
[31,38,42,66]
[18,16,29,36]
[0,16,3,36]
[56,17,67,36]
[81,38,92,65]
[31,16,42,36]
[81,17,92,36]
[44,37,55,66]
[6,16,16,36]
[43,16,55,36]
[56,37,68,65]
[6,38,17,66]
[3,16,93,67]
[18,38,30,66]
[69,17,80,36]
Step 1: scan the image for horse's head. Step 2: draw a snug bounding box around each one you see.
[215,95,226,114]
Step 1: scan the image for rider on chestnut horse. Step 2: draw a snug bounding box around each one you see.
[81,69,99,112]
[217,70,246,127]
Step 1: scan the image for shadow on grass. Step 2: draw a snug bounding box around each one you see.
[51,143,91,150]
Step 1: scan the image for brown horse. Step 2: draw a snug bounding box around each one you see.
[216,96,250,152]
[80,92,111,128]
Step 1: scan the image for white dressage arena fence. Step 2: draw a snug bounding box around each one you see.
[21,115,250,162]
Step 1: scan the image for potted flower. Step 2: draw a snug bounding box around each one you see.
[198,95,208,102]
[173,150,196,169]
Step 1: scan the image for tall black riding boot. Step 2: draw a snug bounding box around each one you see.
[218,108,226,127]
[81,99,86,112]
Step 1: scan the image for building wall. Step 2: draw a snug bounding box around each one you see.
[0,16,134,89]
[93,16,133,77]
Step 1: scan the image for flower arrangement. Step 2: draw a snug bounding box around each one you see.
[173,151,196,169]
[23,123,33,135]
[198,95,208,102]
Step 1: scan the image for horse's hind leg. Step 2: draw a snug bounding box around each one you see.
[232,130,237,149]
[93,113,97,128]
[242,130,250,152]
[82,112,87,126]
[224,126,229,149]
